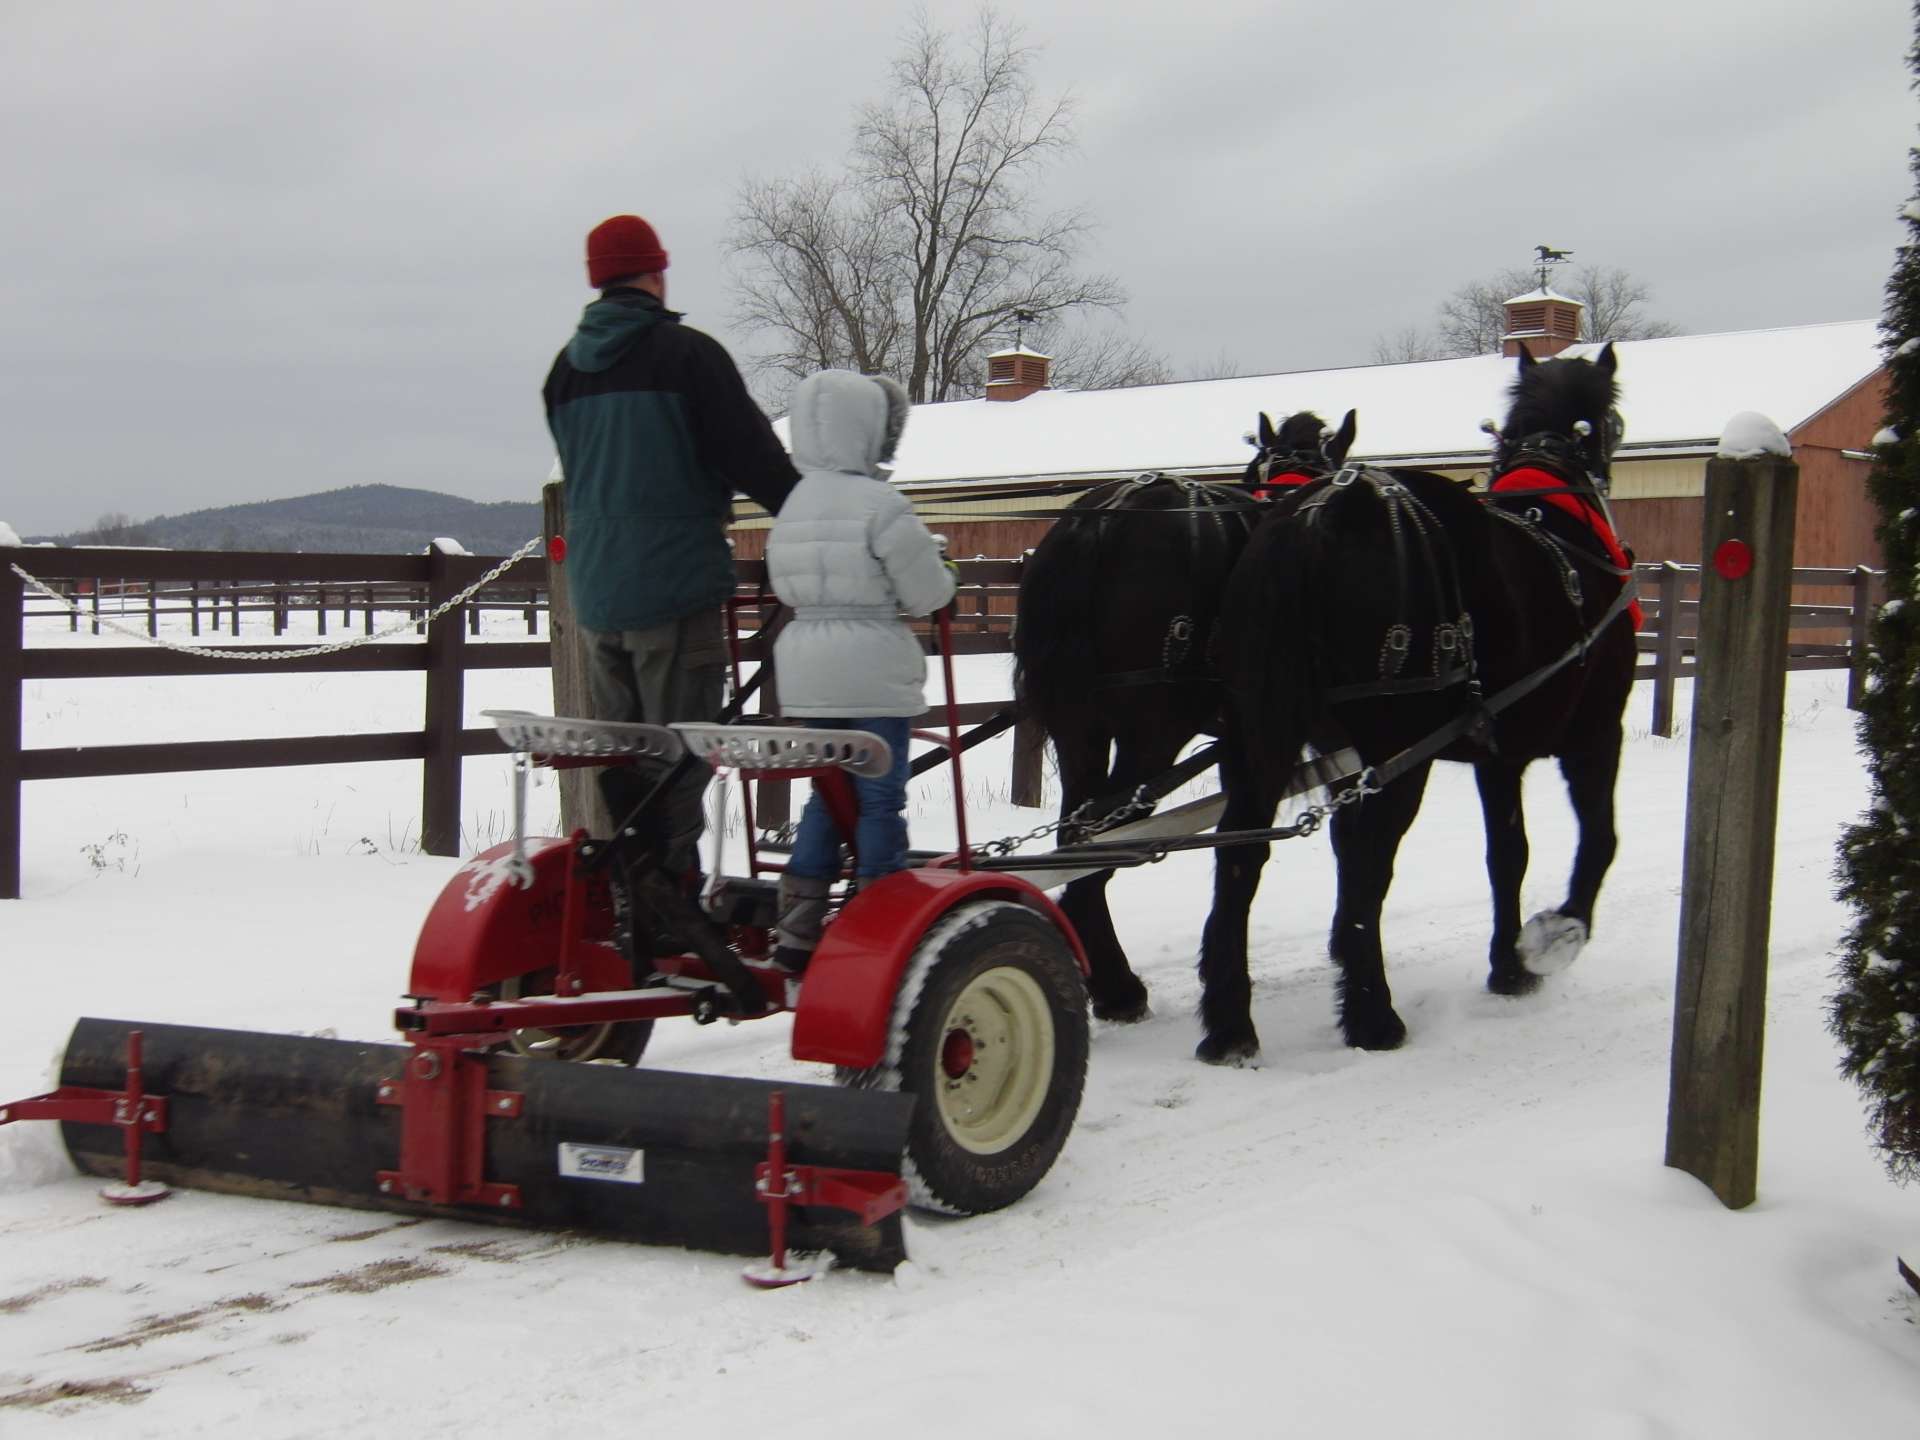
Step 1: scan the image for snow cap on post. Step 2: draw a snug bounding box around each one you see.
[1716,412,1792,462]
[429,537,471,556]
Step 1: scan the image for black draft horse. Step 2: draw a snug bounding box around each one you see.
[1194,347,1637,1063]
[1013,412,1355,1023]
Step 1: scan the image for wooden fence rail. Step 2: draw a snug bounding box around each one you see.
[24,576,550,638]
[0,547,1883,899]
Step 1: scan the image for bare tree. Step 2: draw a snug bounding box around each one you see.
[728,6,1124,404]
[730,173,907,407]
[1182,348,1247,381]
[1572,264,1682,342]
[1040,323,1173,390]
[1432,265,1539,357]
[1369,326,1450,365]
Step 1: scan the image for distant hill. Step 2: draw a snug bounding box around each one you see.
[44,484,545,556]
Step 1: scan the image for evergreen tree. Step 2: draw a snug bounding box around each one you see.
[1830,7,1920,1182]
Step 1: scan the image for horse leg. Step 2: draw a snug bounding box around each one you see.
[1475,759,1540,996]
[1327,761,1432,1049]
[1051,727,1152,1022]
[1196,742,1280,1065]
[1070,730,1193,1021]
[1520,725,1623,976]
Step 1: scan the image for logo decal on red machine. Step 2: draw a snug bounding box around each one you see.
[558,1142,645,1184]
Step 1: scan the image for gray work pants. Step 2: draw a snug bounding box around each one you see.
[581,608,727,870]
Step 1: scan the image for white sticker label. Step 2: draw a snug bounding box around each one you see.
[558,1142,645,1185]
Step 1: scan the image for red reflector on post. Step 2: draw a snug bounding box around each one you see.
[547,535,567,565]
[1713,540,1752,581]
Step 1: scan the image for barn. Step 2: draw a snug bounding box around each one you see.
[743,291,1886,577]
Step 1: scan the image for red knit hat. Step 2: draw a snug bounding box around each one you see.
[585,215,669,288]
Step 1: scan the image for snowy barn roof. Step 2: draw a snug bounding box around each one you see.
[780,320,1881,488]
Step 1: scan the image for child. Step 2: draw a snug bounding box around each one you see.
[765,369,956,970]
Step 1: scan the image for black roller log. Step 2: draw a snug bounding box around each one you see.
[58,1018,913,1272]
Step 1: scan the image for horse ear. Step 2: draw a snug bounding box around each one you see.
[1331,409,1358,462]
[1258,412,1276,448]
[1515,341,1536,370]
[1596,341,1617,377]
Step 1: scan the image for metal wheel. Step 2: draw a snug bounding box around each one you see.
[494,974,653,1066]
[840,899,1088,1215]
[930,965,1055,1154]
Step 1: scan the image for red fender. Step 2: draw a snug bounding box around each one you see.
[408,839,627,1001]
[789,868,1088,1071]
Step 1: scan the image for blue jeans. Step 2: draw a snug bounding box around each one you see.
[784,716,912,881]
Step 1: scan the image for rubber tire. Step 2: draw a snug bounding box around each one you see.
[840,900,1089,1216]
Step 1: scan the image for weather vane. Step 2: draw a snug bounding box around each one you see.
[1011,307,1038,351]
[1534,245,1574,291]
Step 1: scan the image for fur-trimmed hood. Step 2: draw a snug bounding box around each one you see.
[788,369,911,478]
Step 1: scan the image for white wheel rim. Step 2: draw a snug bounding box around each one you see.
[500,976,618,1062]
[933,965,1055,1155]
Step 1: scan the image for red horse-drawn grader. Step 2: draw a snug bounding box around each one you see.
[3,613,1095,1284]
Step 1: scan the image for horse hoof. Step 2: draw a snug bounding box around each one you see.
[1518,912,1588,976]
[1090,978,1151,1024]
[1196,1033,1260,1066]
[1342,1011,1407,1051]
[1488,967,1544,997]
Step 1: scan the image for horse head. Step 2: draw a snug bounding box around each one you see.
[1496,342,1622,484]
[1244,408,1359,495]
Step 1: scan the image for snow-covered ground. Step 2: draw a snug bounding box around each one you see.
[2,607,1916,1434]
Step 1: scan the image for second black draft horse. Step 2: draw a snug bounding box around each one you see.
[1013,412,1354,1022]
[1195,346,1637,1063]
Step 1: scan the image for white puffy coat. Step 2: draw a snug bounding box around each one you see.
[767,371,956,718]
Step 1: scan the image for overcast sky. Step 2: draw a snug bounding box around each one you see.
[0,0,1909,536]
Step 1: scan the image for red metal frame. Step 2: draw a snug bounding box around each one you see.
[375,1039,524,1209]
[749,1088,907,1286]
[0,1029,170,1204]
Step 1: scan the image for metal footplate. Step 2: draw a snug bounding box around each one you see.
[482,709,683,760]
[673,723,894,778]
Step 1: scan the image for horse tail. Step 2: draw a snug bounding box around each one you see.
[1013,507,1104,740]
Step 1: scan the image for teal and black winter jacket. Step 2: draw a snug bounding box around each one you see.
[543,290,797,633]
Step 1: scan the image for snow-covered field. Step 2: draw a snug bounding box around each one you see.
[2,608,1916,1435]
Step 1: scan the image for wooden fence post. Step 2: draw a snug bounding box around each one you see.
[1665,450,1799,1209]
[1847,564,1876,711]
[542,483,613,838]
[147,580,158,638]
[420,551,465,856]
[1011,711,1047,808]
[1,563,22,900]
[1650,563,1684,738]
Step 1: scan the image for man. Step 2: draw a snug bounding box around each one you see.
[544,214,798,877]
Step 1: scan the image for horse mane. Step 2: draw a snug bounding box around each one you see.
[1500,352,1618,457]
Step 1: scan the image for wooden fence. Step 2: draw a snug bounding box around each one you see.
[24,575,549,638]
[0,547,1881,899]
